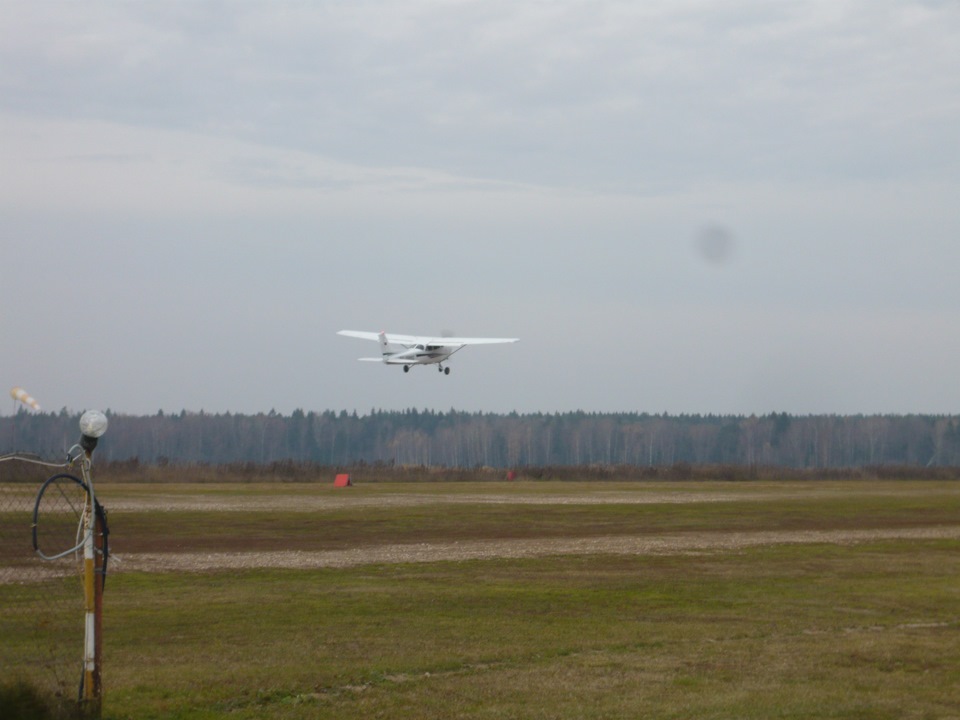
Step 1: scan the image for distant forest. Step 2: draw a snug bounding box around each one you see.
[3,409,960,469]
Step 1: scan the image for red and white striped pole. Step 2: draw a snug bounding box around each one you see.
[79,410,108,715]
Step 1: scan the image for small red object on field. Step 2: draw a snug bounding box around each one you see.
[334,473,352,487]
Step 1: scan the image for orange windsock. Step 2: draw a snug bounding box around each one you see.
[10,387,41,411]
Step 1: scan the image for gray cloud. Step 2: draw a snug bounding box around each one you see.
[2,0,959,416]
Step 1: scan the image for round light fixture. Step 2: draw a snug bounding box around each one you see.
[79,409,108,453]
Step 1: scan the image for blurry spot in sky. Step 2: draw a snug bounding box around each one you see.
[694,224,736,266]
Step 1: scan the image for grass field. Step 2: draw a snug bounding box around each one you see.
[5,480,960,719]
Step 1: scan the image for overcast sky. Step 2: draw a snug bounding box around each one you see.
[2,0,959,418]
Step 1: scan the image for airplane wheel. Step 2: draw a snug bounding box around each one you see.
[403,366,410,373]
[444,367,450,375]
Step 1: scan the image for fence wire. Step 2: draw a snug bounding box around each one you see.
[0,455,87,707]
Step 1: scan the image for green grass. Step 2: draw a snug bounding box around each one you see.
[7,480,960,718]
[0,680,83,720]
[99,542,960,719]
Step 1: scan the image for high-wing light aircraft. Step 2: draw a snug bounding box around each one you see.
[338,330,518,375]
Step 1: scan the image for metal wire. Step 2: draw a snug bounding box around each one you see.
[0,452,104,709]
[0,451,73,469]
[33,474,90,561]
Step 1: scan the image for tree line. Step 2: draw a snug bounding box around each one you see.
[3,408,960,469]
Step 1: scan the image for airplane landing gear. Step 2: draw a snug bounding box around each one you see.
[442,366,450,375]
[403,366,410,373]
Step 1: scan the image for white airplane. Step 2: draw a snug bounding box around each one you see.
[338,330,518,375]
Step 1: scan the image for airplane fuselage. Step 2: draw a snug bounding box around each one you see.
[383,343,460,365]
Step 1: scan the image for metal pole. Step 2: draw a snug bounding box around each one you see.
[81,453,102,716]
[76,410,108,718]
[94,504,104,705]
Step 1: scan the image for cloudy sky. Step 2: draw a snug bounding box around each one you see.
[2,0,959,417]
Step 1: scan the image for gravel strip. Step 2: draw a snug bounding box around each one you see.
[101,489,872,513]
[112,525,960,574]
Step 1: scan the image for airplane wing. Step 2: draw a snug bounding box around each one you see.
[337,330,420,345]
[337,330,382,341]
[425,337,519,346]
[338,330,518,346]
